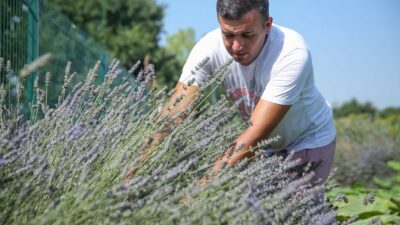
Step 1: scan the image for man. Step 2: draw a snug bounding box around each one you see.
[137,0,336,184]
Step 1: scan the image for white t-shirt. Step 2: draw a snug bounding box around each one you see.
[179,24,336,152]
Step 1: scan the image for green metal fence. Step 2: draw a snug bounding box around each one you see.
[1,0,37,80]
[1,0,111,109]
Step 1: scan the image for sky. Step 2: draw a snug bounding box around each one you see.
[156,0,400,109]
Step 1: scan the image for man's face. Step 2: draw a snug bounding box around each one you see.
[218,9,272,66]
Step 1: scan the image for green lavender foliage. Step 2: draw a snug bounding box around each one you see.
[0,57,339,225]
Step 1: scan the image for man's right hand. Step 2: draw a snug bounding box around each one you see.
[124,82,199,183]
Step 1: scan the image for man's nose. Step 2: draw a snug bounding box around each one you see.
[232,39,243,53]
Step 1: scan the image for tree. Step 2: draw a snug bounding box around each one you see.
[380,107,400,118]
[48,0,181,88]
[150,28,196,88]
[48,0,162,65]
[165,28,196,67]
[333,98,377,118]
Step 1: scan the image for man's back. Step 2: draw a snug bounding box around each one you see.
[179,24,336,152]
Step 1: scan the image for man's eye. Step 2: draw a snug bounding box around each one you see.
[224,33,234,38]
[243,34,253,38]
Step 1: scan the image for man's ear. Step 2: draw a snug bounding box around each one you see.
[265,17,273,31]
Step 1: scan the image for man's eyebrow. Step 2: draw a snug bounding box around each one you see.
[222,31,253,35]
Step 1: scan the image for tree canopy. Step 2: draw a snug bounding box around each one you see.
[165,28,196,66]
[333,98,400,118]
[48,0,184,88]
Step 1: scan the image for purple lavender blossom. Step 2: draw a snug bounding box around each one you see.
[0,156,6,166]
[68,123,84,140]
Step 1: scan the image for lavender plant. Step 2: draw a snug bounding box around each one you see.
[0,57,340,225]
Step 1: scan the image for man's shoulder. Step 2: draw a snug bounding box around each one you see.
[271,24,308,50]
[194,28,230,65]
[194,28,225,54]
[207,27,222,36]
[198,28,221,43]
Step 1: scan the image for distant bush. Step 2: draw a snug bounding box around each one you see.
[334,114,400,186]
[333,99,377,118]
[333,98,400,119]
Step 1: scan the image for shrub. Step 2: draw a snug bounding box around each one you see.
[0,57,339,224]
[334,115,400,186]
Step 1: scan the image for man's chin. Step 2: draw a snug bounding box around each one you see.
[233,57,250,66]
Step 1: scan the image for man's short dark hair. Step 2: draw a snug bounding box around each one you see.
[216,0,269,21]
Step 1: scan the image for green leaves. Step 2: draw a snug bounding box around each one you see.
[387,161,400,172]
[165,28,196,66]
[329,187,400,224]
[48,0,184,89]
[327,161,400,224]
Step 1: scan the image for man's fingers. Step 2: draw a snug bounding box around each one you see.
[198,176,208,187]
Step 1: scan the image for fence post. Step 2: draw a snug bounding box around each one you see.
[26,0,39,104]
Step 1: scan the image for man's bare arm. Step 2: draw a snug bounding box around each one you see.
[124,82,198,181]
[212,99,291,172]
[162,82,198,118]
[151,81,199,145]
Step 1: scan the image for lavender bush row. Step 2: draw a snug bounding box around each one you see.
[0,57,341,224]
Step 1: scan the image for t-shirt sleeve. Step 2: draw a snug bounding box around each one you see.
[179,33,215,86]
[262,48,312,105]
